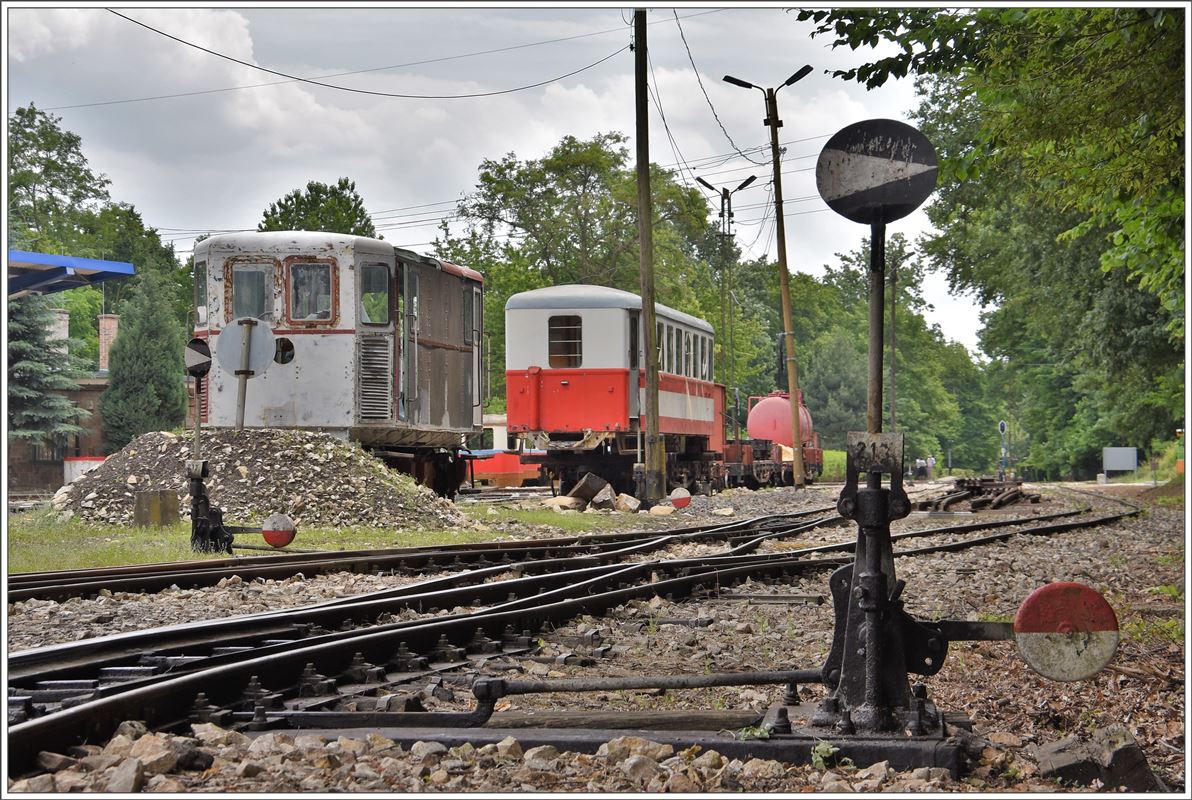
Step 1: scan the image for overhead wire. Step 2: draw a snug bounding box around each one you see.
[70,8,728,111]
[645,51,701,192]
[672,10,765,167]
[108,10,628,101]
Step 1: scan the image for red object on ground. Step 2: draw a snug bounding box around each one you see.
[1013,581,1119,681]
[261,513,297,548]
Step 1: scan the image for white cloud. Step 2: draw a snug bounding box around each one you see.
[5,4,983,351]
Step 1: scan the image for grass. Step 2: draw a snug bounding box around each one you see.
[821,450,846,482]
[5,502,633,575]
[459,505,623,533]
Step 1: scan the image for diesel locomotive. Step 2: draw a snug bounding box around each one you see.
[192,230,483,495]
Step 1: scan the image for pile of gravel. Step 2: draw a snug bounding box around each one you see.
[51,429,467,530]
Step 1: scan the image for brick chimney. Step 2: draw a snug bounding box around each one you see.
[50,308,71,355]
[98,314,119,371]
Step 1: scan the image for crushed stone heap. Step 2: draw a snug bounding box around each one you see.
[53,429,468,530]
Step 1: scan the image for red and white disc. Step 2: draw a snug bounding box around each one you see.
[261,513,297,548]
[1014,582,1119,681]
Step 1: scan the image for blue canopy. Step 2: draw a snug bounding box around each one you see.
[7,250,136,297]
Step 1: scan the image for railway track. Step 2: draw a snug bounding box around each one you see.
[7,493,1140,777]
[7,508,837,603]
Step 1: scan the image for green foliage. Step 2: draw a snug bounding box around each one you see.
[437,133,721,411]
[1147,584,1183,601]
[49,286,103,366]
[259,177,378,238]
[1124,617,1184,645]
[810,739,839,770]
[799,9,1183,479]
[723,725,770,741]
[7,103,110,251]
[8,104,192,370]
[7,293,89,441]
[99,273,188,453]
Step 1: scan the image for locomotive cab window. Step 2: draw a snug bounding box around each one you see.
[289,261,334,322]
[230,261,274,321]
[548,315,582,368]
[359,264,390,325]
[194,260,208,325]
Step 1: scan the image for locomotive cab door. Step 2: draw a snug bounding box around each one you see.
[356,255,397,423]
[402,265,421,424]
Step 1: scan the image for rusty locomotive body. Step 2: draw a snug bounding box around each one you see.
[193,231,483,495]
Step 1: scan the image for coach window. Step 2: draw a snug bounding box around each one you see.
[360,264,390,326]
[703,337,712,380]
[656,321,663,368]
[683,331,692,377]
[548,315,582,367]
[665,325,675,373]
[230,261,273,321]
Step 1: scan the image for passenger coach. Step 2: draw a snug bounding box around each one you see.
[193,231,483,495]
[505,284,725,496]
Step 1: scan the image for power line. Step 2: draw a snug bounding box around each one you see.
[108,10,628,101]
[67,8,728,111]
[672,10,765,167]
[646,52,701,193]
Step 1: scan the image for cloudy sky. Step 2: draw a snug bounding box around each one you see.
[6,3,986,352]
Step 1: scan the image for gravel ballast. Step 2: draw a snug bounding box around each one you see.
[9,481,1185,793]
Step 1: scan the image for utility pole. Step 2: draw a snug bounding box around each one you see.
[889,256,897,431]
[724,66,813,487]
[634,9,664,502]
[697,174,755,445]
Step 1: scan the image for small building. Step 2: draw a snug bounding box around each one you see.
[7,250,133,494]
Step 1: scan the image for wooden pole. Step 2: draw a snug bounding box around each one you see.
[635,9,664,501]
[765,88,805,487]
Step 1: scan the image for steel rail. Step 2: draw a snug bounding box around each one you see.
[8,502,1133,776]
[7,509,836,602]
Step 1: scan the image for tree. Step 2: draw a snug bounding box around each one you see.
[7,293,89,443]
[259,177,377,237]
[99,273,188,452]
[796,7,1184,340]
[439,133,723,412]
[8,104,111,252]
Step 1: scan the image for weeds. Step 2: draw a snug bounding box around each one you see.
[1124,617,1184,644]
[810,740,839,769]
[1147,584,1183,601]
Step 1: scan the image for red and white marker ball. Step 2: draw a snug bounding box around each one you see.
[1014,581,1119,681]
[261,513,297,548]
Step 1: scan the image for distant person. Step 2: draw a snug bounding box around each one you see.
[915,457,927,479]
[927,454,936,480]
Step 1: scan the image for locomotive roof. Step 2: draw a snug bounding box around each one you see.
[505,285,713,334]
[196,231,482,283]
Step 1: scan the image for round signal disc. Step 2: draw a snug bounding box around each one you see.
[261,513,297,548]
[1014,582,1119,681]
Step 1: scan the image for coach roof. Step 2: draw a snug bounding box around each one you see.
[505,284,713,334]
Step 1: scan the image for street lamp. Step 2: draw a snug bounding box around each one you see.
[696,174,757,445]
[723,65,813,487]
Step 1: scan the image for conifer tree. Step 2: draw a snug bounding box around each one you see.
[7,293,88,443]
[99,273,187,452]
